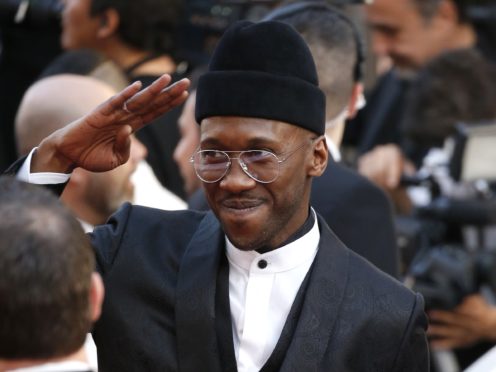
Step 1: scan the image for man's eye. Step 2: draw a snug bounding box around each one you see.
[244,150,274,163]
[374,25,398,38]
[202,151,226,163]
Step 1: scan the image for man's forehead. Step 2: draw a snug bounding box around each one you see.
[199,116,302,143]
[200,116,298,131]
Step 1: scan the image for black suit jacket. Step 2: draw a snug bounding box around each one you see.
[311,159,399,278]
[91,204,428,372]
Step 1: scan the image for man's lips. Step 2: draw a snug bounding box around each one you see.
[220,198,264,210]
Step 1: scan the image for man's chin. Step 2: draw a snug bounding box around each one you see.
[221,219,267,251]
[226,233,264,251]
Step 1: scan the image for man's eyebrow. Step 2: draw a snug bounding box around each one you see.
[372,23,398,35]
[245,137,280,147]
[199,138,222,147]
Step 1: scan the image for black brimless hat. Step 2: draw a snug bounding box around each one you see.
[195,20,326,135]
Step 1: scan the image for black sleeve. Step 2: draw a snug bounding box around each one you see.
[392,293,430,372]
[89,202,134,275]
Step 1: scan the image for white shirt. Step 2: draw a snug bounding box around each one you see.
[17,148,71,185]
[325,135,341,162]
[131,161,186,210]
[7,361,92,371]
[226,210,320,372]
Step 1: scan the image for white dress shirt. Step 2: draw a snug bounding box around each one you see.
[131,161,187,210]
[226,210,320,372]
[325,135,341,162]
[7,361,92,371]
[17,148,71,185]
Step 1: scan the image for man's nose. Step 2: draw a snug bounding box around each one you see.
[219,159,256,193]
[371,31,391,58]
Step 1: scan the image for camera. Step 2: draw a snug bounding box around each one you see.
[400,122,496,310]
[404,200,496,310]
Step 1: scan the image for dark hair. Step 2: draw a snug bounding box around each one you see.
[267,2,362,119]
[412,0,474,23]
[90,0,182,54]
[0,177,95,359]
[403,48,496,146]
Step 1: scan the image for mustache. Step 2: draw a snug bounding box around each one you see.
[218,193,266,208]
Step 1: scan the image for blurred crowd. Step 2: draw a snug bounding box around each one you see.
[2,0,496,371]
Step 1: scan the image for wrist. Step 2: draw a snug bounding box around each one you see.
[31,138,75,174]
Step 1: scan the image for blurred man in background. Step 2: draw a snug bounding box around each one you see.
[345,0,485,198]
[15,74,147,230]
[59,0,187,198]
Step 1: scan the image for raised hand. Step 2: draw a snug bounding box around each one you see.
[428,294,496,350]
[358,144,414,190]
[32,74,190,173]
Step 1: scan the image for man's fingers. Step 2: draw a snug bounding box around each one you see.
[429,310,464,325]
[428,323,462,338]
[126,74,178,112]
[386,162,402,189]
[101,81,143,116]
[141,91,189,124]
[428,323,476,350]
[430,338,463,350]
[358,144,406,190]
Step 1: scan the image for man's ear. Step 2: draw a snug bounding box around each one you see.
[97,8,120,39]
[308,136,328,177]
[89,272,105,322]
[346,83,364,120]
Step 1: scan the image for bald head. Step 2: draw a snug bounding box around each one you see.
[15,74,116,156]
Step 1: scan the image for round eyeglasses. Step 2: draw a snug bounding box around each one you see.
[189,140,312,184]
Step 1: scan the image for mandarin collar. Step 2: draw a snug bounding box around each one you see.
[225,209,320,274]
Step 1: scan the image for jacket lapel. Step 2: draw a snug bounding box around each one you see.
[215,252,238,372]
[279,215,350,371]
[175,211,225,372]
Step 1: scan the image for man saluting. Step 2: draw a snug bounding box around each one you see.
[10,20,429,372]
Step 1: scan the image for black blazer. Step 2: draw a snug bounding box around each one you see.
[311,159,399,278]
[91,204,428,371]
